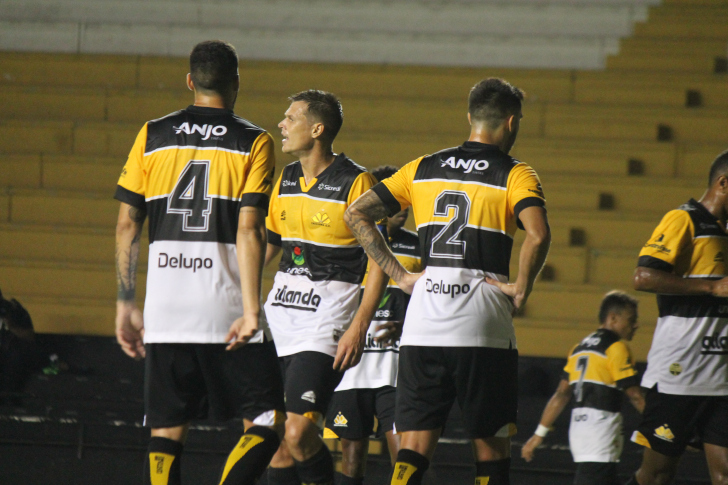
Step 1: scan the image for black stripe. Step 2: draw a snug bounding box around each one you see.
[146,197,238,244]
[371,183,402,217]
[572,329,620,355]
[573,382,623,413]
[420,225,513,275]
[656,292,728,318]
[278,240,367,284]
[240,193,269,211]
[267,229,282,247]
[637,255,674,273]
[616,375,640,390]
[514,197,546,230]
[114,185,145,210]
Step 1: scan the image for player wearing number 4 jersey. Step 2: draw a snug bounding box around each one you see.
[345,78,551,485]
[521,291,645,485]
[114,41,285,485]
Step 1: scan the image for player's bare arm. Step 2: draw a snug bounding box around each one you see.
[625,385,646,414]
[521,378,572,462]
[226,206,267,350]
[264,243,282,268]
[333,259,388,372]
[345,190,420,293]
[115,202,147,359]
[634,266,728,297]
[487,206,550,310]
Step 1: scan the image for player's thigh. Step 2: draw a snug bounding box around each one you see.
[395,346,455,433]
[573,462,619,485]
[281,351,344,427]
[325,388,376,441]
[632,386,706,457]
[198,340,286,425]
[452,347,518,440]
[144,343,206,428]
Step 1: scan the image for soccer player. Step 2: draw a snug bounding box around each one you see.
[626,149,728,485]
[263,90,388,485]
[114,40,285,485]
[345,78,551,485]
[521,290,645,485]
[324,165,421,485]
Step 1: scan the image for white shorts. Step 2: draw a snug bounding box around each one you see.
[569,407,623,463]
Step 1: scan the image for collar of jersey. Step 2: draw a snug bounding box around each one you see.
[185,105,234,116]
[461,141,501,152]
[297,153,345,193]
[688,198,721,226]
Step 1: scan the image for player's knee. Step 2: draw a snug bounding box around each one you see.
[284,416,318,451]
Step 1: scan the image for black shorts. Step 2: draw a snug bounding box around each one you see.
[395,346,518,439]
[573,462,618,485]
[280,351,344,427]
[325,386,396,440]
[144,341,285,428]
[632,385,728,457]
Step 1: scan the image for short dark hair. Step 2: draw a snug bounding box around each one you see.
[708,149,728,187]
[371,165,398,183]
[468,78,524,130]
[289,90,344,143]
[189,40,239,95]
[598,290,638,324]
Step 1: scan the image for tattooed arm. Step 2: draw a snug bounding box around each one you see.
[115,202,147,359]
[345,190,421,294]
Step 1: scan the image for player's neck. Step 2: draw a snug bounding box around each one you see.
[468,126,507,153]
[192,92,235,111]
[299,144,336,184]
[698,191,728,228]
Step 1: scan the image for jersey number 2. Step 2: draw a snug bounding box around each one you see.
[167,160,211,232]
[430,191,471,260]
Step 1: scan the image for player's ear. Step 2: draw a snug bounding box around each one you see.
[311,122,325,140]
[186,73,194,92]
[506,114,516,132]
[467,112,472,125]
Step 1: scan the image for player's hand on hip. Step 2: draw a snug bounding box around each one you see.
[115,301,145,359]
[374,320,403,347]
[398,271,424,295]
[333,324,366,372]
[520,435,543,462]
[225,314,259,351]
[485,277,528,313]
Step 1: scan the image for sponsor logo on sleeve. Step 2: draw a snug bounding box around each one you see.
[643,234,671,254]
[158,253,212,272]
[425,278,470,298]
[440,156,489,174]
[173,122,227,141]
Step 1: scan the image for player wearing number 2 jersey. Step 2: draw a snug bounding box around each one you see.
[114,41,285,485]
[521,291,644,485]
[345,78,551,485]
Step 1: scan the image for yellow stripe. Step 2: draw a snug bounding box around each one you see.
[149,453,176,485]
[632,431,652,449]
[475,478,490,485]
[391,462,418,484]
[219,434,265,484]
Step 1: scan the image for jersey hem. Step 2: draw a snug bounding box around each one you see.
[274,342,338,358]
[399,337,516,349]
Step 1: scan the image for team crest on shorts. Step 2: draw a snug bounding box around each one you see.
[301,390,316,404]
[654,424,675,442]
[333,412,348,427]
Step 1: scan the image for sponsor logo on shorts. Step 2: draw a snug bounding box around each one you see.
[440,156,489,174]
[654,424,675,442]
[173,122,227,140]
[669,363,683,375]
[425,278,470,298]
[301,391,316,404]
[701,334,728,355]
[333,412,348,427]
[271,285,322,312]
[158,252,212,272]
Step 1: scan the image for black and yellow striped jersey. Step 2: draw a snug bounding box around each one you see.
[638,198,728,395]
[266,154,377,285]
[562,328,639,413]
[371,141,546,349]
[114,105,275,343]
[373,142,545,276]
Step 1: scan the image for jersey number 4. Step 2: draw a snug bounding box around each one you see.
[430,191,471,260]
[167,160,212,232]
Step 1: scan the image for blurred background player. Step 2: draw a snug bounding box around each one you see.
[263,90,388,485]
[345,77,551,485]
[626,149,728,485]
[521,290,645,485]
[324,165,422,485]
[114,40,286,485]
